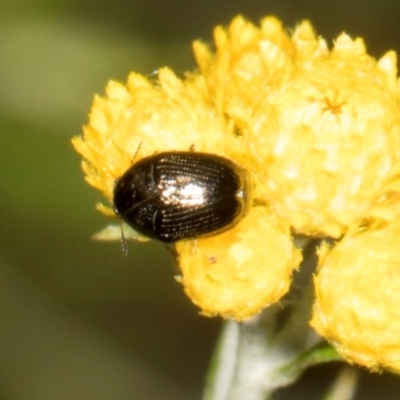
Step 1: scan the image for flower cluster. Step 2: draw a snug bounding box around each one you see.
[73,15,400,371]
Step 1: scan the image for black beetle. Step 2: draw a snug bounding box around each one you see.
[113,151,250,242]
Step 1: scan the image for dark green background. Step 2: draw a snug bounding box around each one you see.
[1,1,400,399]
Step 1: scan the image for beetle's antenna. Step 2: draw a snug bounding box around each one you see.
[132,142,143,164]
[118,218,128,256]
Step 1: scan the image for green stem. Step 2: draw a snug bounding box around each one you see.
[322,366,359,400]
[203,320,240,400]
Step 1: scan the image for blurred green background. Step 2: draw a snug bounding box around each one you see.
[1,1,400,399]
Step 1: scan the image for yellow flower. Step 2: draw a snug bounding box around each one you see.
[73,14,400,368]
[194,17,400,238]
[176,207,300,320]
[311,213,400,372]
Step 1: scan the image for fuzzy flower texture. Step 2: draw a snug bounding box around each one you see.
[73,16,400,372]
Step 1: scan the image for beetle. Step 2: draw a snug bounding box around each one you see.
[113,151,250,242]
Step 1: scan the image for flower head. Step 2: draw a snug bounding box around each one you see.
[73,15,400,370]
[311,212,400,372]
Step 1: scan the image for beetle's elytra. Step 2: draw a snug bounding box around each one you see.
[113,151,250,242]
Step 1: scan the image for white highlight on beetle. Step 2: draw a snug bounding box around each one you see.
[160,181,206,206]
